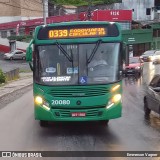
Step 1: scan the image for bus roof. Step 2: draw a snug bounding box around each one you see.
[35,21,120,30]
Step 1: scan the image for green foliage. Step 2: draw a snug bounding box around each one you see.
[52,0,87,6]
[50,0,121,6]
[0,69,6,84]
[7,35,32,43]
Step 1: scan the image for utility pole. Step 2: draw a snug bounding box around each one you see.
[43,0,48,25]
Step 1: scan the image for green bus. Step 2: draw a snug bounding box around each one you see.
[26,21,125,127]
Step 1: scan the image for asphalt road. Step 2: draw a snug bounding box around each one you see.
[0,63,160,160]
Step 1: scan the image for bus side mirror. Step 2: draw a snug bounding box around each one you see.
[26,46,32,62]
[152,87,160,92]
[26,39,34,71]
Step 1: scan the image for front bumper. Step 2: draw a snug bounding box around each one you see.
[34,103,122,121]
[3,56,10,60]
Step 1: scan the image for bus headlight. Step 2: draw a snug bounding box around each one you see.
[106,94,122,109]
[111,94,121,103]
[35,96,43,105]
[35,96,50,111]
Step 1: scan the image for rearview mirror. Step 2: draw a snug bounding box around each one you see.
[153,87,160,92]
[26,46,32,62]
[26,39,34,62]
[26,39,34,71]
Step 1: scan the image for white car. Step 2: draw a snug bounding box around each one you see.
[140,50,160,63]
[4,50,26,60]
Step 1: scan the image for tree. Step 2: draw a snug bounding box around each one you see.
[49,0,122,6]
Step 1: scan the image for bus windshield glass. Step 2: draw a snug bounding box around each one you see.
[35,42,120,85]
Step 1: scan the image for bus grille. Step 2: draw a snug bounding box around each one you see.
[55,109,102,118]
[49,87,109,97]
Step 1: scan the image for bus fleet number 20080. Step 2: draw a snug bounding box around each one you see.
[51,100,70,105]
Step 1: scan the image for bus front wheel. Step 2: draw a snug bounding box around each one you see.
[39,120,48,127]
[99,120,109,126]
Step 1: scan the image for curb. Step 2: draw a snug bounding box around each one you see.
[0,82,33,99]
[0,80,33,99]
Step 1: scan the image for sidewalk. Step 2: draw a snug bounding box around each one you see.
[0,72,33,99]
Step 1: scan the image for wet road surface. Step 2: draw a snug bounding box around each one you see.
[0,62,160,160]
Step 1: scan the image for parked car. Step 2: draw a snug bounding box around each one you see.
[4,50,26,60]
[140,50,160,63]
[144,74,160,116]
[123,57,144,76]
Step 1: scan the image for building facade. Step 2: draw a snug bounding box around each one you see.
[112,0,160,56]
[114,0,154,21]
[0,0,44,23]
[122,23,160,56]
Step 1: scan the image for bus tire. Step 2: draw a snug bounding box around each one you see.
[40,120,48,127]
[144,98,151,117]
[99,120,109,126]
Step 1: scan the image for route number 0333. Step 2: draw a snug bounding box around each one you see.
[51,100,70,105]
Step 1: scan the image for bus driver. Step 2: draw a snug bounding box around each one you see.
[88,51,108,71]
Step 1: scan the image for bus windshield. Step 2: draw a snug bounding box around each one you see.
[35,42,120,86]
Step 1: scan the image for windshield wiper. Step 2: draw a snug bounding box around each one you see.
[56,41,73,62]
[87,40,102,64]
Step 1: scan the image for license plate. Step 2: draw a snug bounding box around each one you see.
[127,70,133,72]
[71,112,86,117]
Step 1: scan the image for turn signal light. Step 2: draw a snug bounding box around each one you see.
[111,84,120,92]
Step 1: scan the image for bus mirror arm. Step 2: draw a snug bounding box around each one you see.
[29,62,33,71]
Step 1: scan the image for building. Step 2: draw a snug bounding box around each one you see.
[77,0,159,22]
[114,0,154,21]
[79,10,132,30]
[62,5,77,15]
[109,0,160,56]
[0,0,44,23]
[0,14,78,38]
[122,23,160,56]
[114,0,160,21]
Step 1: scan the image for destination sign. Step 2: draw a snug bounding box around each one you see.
[48,28,106,39]
[37,24,119,40]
